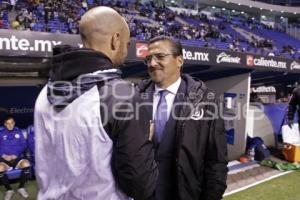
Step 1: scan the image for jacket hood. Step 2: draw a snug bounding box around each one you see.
[47,45,121,108]
[50,45,116,82]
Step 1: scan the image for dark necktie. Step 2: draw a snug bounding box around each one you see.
[154,90,169,143]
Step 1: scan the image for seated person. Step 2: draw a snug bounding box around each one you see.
[0,116,30,200]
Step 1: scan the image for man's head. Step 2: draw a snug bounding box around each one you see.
[4,116,15,131]
[79,6,130,66]
[145,36,184,88]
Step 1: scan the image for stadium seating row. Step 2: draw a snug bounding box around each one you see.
[0,0,299,59]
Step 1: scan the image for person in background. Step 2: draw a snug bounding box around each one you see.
[287,81,300,129]
[0,116,31,200]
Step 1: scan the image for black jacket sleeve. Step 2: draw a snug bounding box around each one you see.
[202,100,228,200]
[288,87,300,122]
[99,80,158,200]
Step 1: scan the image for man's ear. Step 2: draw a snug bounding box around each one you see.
[111,32,121,51]
[177,55,184,68]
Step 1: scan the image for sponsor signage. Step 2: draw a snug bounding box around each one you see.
[290,61,300,70]
[135,42,148,58]
[246,55,287,69]
[0,29,81,57]
[181,46,244,66]
[252,86,276,93]
[0,29,299,74]
[246,55,254,67]
[216,52,241,64]
[182,48,210,62]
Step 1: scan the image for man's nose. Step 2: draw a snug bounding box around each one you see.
[149,57,159,67]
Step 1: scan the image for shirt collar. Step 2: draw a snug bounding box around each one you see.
[154,77,182,95]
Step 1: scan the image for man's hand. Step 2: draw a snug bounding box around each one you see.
[10,155,17,160]
[288,120,294,129]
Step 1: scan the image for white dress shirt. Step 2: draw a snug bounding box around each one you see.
[152,77,182,120]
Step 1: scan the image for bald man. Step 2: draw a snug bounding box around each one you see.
[34,7,157,200]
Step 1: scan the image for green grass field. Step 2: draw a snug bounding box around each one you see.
[224,170,300,200]
[1,171,300,200]
[0,180,37,200]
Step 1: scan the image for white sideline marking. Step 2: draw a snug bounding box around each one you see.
[228,163,260,175]
[223,171,293,197]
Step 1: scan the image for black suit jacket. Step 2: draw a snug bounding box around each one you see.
[141,80,187,200]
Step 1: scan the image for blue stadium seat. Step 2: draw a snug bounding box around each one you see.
[87,0,94,5]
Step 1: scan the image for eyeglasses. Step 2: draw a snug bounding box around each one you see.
[144,53,173,65]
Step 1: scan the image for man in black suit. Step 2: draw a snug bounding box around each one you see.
[137,36,228,200]
[288,83,300,128]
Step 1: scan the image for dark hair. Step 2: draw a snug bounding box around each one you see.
[149,36,183,56]
[4,115,14,123]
